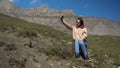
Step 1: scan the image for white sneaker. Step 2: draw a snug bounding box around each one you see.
[77,58,82,61]
[88,59,92,62]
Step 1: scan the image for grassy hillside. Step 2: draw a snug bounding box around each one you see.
[0,13,120,68]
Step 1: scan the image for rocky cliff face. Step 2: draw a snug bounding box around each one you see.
[23,6,75,16]
[0,0,23,17]
[0,0,13,13]
[0,0,120,36]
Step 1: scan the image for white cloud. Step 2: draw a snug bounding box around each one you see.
[37,1,48,6]
[9,0,14,2]
[30,0,38,4]
[9,0,19,3]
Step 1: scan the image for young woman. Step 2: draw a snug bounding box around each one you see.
[60,16,90,61]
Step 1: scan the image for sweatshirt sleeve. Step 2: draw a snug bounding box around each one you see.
[81,28,88,39]
[83,28,87,38]
[62,20,73,30]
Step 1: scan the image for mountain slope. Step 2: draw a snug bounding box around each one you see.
[0,13,120,68]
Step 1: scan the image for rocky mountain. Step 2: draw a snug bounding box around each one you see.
[0,0,120,36]
[0,0,23,17]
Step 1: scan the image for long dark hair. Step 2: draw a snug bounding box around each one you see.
[77,17,84,28]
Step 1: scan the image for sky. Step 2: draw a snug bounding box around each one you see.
[10,0,120,22]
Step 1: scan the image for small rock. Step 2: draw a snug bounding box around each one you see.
[62,40,66,42]
[66,62,70,65]
[50,64,54,66]
[72,66,76,68]
[58,62,61,65]
[67,42,72,45]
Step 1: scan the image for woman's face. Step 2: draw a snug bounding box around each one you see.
[76,19,81,27]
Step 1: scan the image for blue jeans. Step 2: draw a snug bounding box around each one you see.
[84,40,87,48]
[74,39,88,58]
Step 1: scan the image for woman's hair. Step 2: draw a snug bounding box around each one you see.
[77,17,84,28]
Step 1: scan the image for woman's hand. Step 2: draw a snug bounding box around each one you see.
[60,16,73,30]
[60,16,64,22]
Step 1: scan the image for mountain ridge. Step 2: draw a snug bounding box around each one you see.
[0,0,120,36]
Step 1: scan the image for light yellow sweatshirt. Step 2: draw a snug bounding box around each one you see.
[62,20,87,40]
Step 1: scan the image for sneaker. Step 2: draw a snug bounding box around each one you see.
[85,56,89,60]
[85,57,92,62]
[88,59,92,62]
[77,57,82,61]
